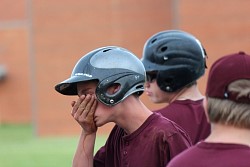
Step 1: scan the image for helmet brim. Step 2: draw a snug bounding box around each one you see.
[55,75,98,95]
[141,58,170,72]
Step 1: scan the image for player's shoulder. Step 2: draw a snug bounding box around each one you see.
[150,113,184,132]
[167,144,199,167]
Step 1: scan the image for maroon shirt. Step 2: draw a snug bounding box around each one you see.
[155,99,211,144]
[167,141,250,167]
[94,113,192,167]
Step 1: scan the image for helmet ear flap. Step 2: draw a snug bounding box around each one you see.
[157,69,178,92]
[96,72,144,106]
[157,67,196,92]
[96,74,126,106]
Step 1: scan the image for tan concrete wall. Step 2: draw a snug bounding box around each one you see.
[1,0,250,136]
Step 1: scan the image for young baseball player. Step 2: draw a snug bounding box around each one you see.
[167,51,250,167]
[55,46,192,167]
[141,30,211,144]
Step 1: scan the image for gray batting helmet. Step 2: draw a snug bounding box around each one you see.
[55,46,146,106]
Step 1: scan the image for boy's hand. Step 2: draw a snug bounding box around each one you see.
[71,94,97,134]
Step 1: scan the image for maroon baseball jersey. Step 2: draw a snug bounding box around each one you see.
[167,141,250,167]
[155,99,211,144]
[94,113,192,167]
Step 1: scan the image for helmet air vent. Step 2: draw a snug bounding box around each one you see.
[103,49,112,52]
[151,38,157,43]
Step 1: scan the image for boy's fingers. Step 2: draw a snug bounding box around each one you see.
[75,94,92,119]
[72,95,85,114]
[80,96,95,119]
[83,95,95,115]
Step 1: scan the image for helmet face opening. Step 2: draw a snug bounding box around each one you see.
[55,46,146,106]
[142,30,207,92]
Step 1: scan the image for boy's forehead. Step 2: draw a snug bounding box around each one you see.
[76,81,98,96]
[77,80,98,91]
[77,80,98,86]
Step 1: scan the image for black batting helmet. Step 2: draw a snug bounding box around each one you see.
[141,30,207,92]
[55,46,145,106]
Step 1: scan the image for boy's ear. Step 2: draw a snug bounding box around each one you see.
[203,97,211,123]
[107,83,121,95]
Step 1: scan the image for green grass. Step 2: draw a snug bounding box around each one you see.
[0,124,107,167]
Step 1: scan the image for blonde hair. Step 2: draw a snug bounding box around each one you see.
[207,79,250,129]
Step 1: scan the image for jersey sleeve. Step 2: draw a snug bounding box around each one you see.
[93,146,106,167]
[167,132,192,160]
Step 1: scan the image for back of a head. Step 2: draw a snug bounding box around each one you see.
[55,46,146,106]
[141,30,207,92]
[206,51,250,129]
